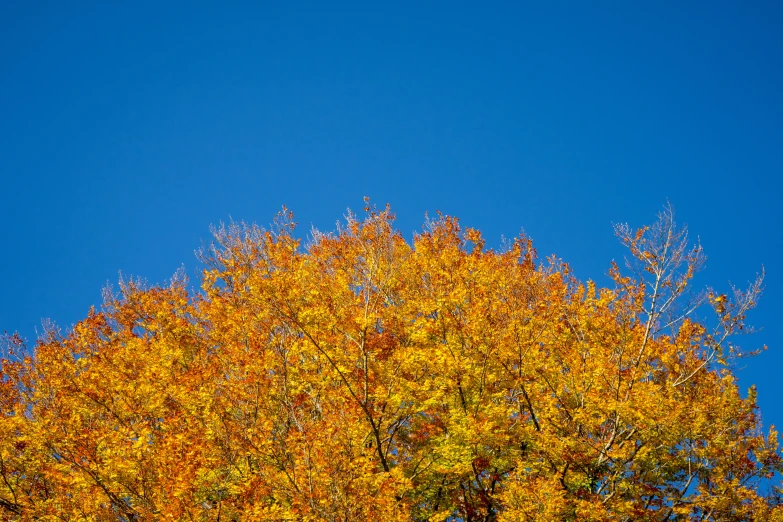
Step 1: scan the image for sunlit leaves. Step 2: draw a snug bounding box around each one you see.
[0,204,779,521]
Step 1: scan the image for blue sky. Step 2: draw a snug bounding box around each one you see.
[1,3,781,430]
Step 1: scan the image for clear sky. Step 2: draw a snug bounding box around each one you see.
[2,3,781,429]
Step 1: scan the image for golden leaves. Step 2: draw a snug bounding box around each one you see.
[0,205,778,521]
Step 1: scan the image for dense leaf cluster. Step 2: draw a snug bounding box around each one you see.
[1,205,780,520]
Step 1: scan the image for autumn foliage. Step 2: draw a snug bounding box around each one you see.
[1,204,781,521]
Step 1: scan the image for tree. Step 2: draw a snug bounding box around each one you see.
[1,203,781,521]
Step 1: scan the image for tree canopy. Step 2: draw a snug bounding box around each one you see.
[1,204,780,521]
